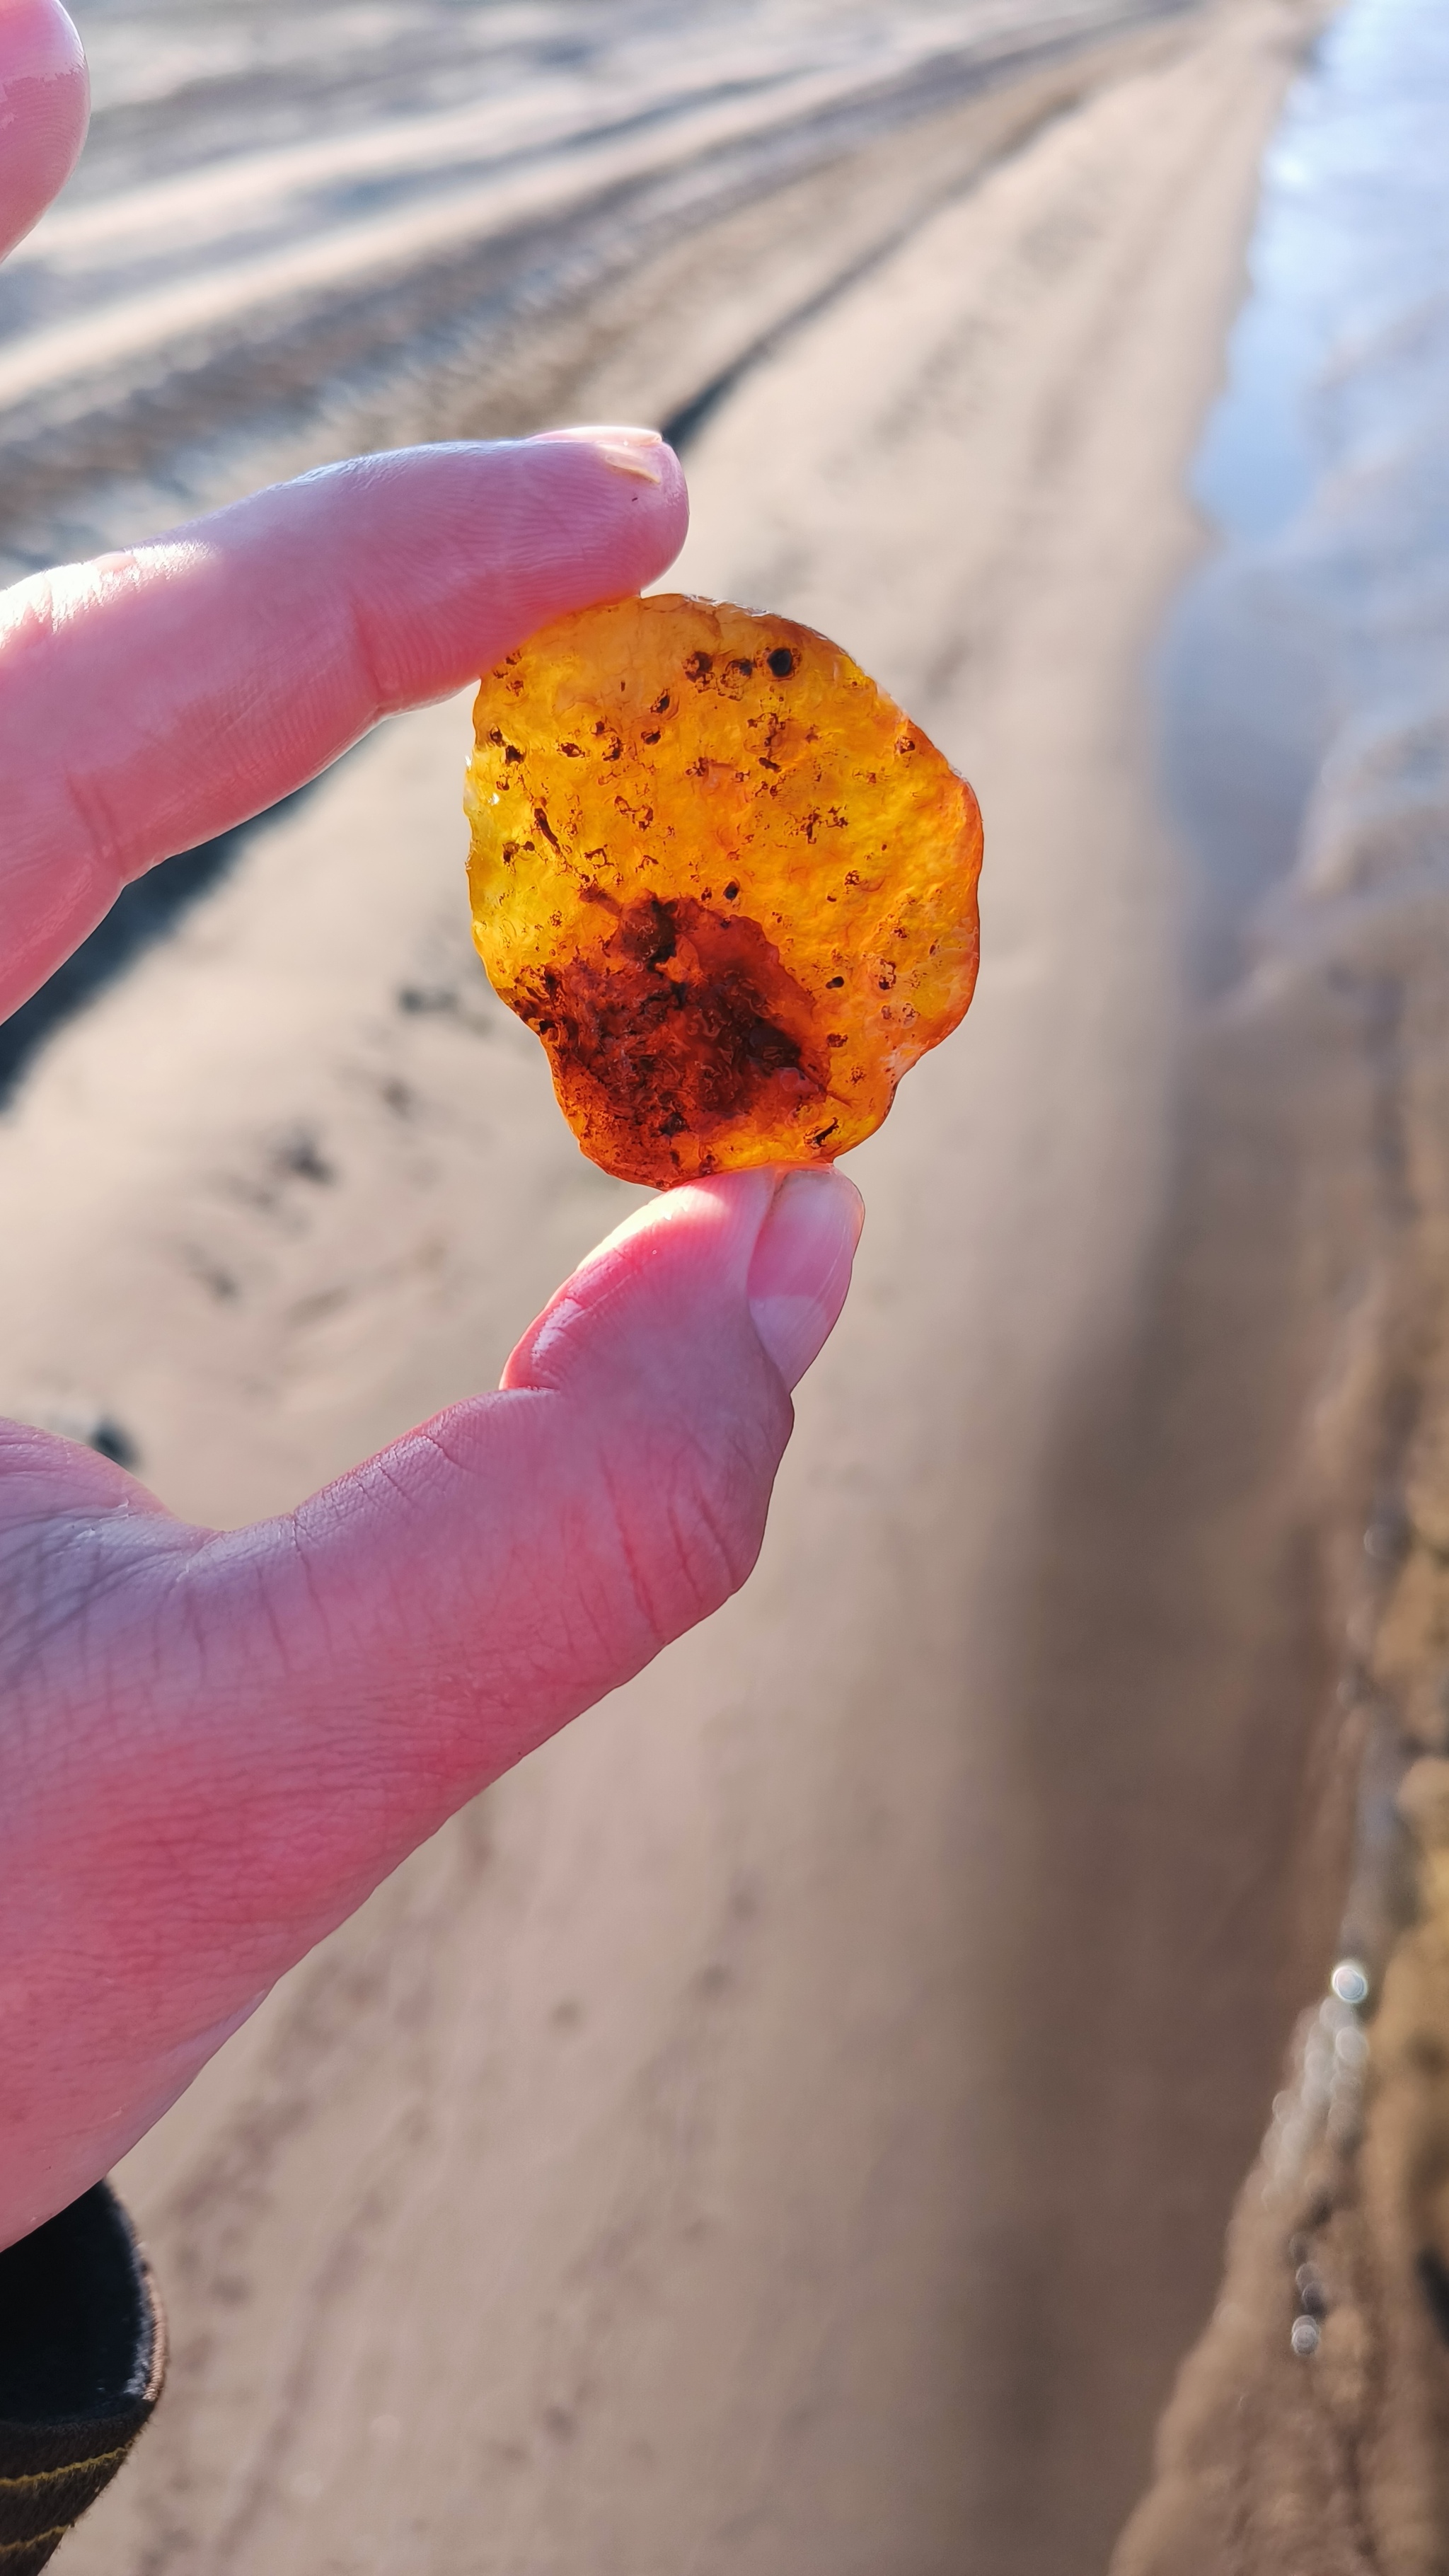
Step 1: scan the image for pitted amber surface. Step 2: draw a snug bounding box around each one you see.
[465,593,983,1186]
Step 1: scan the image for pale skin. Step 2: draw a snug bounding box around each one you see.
[0,0,862,2253]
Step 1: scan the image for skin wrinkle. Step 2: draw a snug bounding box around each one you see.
[343,582,405,734]
[608,1413,761,1640]
[0,1521,171,1686]
[662,1477,743,1630]
[0,579,120,926]
[388,1409,659,1699]
[248,1544,303,1705]
[282,1514,343,1677]
[410,1407,510,1486]
[512,1278,628,1383]
[279,1486,563,1762]
[97,1542,282,1762]
[66,736,171,893]
[596,1448,681,1653]
[677,1422,768,1601]
[22,1709,383,1972]
[149,1554,224,1730]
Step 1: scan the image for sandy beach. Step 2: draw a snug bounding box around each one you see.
[4,0,1196,579]
[0,1,1343,2567]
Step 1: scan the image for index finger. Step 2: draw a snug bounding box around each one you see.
[0,432,686,1017]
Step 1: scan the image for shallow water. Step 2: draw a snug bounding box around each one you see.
[1161,0,1449,990]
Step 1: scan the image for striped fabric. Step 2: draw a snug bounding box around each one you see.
[0,2188,165,2568]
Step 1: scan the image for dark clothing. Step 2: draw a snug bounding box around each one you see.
[0,2187,164,2569]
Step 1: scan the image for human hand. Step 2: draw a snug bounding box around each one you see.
[0,1,862,2252]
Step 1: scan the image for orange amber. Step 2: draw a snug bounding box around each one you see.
[465,593,982,1186]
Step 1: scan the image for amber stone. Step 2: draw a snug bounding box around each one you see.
[465,593,982,1186]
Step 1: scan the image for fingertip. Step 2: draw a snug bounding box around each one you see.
[520,426,688,590]
[0,0,88,261]
[501,1162,863,1402]
[251,436,688,712]
[652,438,691,558]
[0,0,86,91]
[500,1168,778,1392]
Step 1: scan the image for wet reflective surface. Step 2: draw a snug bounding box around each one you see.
[1112,24,1449,2559]
[1162,0,1449,990]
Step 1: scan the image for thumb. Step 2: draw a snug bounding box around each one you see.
[65,1168,863,2004]
[279,1164,863,1798]
[0,1167,863,2239]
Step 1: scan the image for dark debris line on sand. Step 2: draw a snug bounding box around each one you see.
[0,788,321,1110]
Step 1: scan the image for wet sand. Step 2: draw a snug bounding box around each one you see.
[0,1,1334,2567]
[1109,683,1449,2576]
[6,0,1194,577]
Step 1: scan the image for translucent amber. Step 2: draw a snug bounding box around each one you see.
[465,593,982,1186]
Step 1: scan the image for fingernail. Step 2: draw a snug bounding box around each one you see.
[746,1170,864,1392]
[533,424,665,484]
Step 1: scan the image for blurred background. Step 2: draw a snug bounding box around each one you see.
[7,0,1449,2568]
